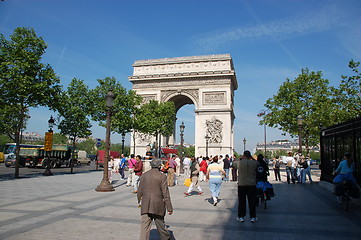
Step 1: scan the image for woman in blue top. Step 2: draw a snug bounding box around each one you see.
[333,152,356,184]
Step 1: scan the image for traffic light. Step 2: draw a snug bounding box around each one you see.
[44,132,53,151]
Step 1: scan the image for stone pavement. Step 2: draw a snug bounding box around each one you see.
[0,168,361,240]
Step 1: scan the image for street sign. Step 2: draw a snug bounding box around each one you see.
[44,132,53,151]
[96,138,102,147]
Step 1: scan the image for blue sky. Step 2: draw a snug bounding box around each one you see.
[1,0,360,154]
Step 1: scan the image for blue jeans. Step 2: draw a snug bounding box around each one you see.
[209,178,222,198]
[119,167,125,179]
[224,169,230,181]
[302,168,313,183]
[286,166,295,184]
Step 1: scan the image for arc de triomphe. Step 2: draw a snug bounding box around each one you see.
[129,54,238,157]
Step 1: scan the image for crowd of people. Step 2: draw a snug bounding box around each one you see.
[105,150,322,240]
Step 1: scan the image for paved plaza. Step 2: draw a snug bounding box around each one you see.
[0,168,361,240]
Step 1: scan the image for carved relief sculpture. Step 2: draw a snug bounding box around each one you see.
[140,94,157,104]
[205,117,223,143]
[135,131,154,145]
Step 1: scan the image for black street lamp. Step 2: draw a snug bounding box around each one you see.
[205,134,210,157]
[121,131,126,154]
[297,115,303,154]
[243,137,246,152]
[96,90,116,192]
[257,111,267,156]
[43,116,55,176]
[257,111,272,156]
[48,116,55,132]
[179,122,185,172]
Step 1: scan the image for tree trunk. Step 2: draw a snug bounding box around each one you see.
[14,111,24,178]
[70,138,76,173]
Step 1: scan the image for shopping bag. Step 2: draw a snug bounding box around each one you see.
[184,178,192,187]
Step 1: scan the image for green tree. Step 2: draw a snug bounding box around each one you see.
[136,100,176,157]
[90,77,141,145]
[0,135,11,147]
[183,146,195,158]
[0,27,61,178]
[264,68,334,153]
[76,138,97,154]
[332,59,361,121]
[52,133,68,145]
[57,78,92,173]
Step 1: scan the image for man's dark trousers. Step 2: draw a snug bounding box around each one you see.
[238,185,257,218]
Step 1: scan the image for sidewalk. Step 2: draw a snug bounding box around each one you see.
[0,168,360,240]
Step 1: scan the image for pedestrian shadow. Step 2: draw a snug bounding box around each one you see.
[111,179,127,188]
[204,197,222,206]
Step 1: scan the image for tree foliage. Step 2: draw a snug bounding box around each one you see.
[57,78,92,173]
[332,59,361,121]
[0,27,61,177]
[135,100,176,157]
[89,77,142,135]
[57,78,92,140]
[136,100,176,137]
[264,68,334,148]
[52,133,68,145]
[263,61,361,151]
[76,138,97,154]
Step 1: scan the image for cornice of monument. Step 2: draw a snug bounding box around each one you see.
[133,54,232,66]
[129,54,238,90]
[129,70,235,80]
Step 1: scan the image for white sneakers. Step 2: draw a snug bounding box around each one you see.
[237,217,257,223]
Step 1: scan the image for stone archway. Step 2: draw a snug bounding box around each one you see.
[129,54,238,157]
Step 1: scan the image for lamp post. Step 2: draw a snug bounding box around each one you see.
[43,116,55,176]
[48,116,55,131]
[243,137,246,152]
[205,134,210,157]
[257,111,267,156]
[121,131,126,154]
[96,90,116,192]
[297,115,303,154]
[179,122,185,172]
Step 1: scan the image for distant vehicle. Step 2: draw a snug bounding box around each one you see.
[5,147,40,167]
[36,145,75,168]
[76,150,91,165]
[96,150,120,167]
[0,151,4,163]
[160,147,178,159]
[2,143,43,164]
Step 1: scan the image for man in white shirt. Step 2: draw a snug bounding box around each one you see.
[183,156,191,177]
[285,152,296,184]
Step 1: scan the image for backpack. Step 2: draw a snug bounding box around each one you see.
[275,160,280,168]
[162,161,170,173]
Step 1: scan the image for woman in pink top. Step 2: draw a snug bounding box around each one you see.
[126,154,136,187]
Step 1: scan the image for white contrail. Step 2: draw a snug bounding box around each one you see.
[194,4,341,69]
[56,40,68,70]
